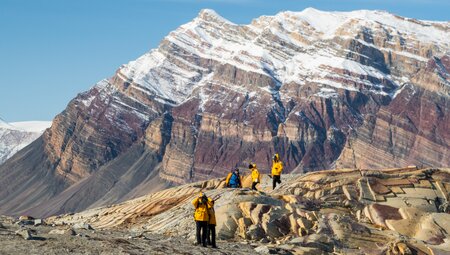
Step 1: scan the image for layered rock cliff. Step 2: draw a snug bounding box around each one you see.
[0,8,449,216]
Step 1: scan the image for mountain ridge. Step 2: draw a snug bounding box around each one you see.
[0,8,448,217]
[0,120,51,165]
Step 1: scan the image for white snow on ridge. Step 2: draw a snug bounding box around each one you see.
[279,8,450,44]
[0,119,51,164]
[0,119,15,130]
[279,8,351,38]
[198,9,236,26]
[0,117,51,133]
[120,49,203,104]
[315,88,339,98]
[116,8,448,105]
[9,121,52,132]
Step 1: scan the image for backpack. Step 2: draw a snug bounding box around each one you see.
[229,172,239,185]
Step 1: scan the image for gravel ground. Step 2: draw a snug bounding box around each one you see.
[0,219,260,255]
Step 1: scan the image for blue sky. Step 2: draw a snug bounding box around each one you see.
[1,0,449,121]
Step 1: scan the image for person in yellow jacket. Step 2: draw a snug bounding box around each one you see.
[206,198,217,248]
[249,163,260,190]
[271,153,283,190]
[192,192,209,247]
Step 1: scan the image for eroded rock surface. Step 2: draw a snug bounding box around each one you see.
[47,167,450,255]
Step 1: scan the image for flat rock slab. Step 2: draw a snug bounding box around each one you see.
[431,214,450,234]
[385,219,416,237]
[364,204,402,228]
[254,245,271,254]
[72,223,94,230]
[49,229,76,236]
[368,180,391,195]
[378,179,413,187]
[378,197,437,212]
[34,219,43,226]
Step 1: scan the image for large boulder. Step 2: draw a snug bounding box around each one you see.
[386,214,447,245]
[246,224,265,240]
[15,229,32,240]
[216,203,242,239]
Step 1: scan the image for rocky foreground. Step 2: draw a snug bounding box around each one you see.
[1,166,447,255]
[0,216,257,255]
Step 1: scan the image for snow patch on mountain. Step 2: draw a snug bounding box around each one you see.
[280,8,450,44]
[9,121,52,133]
[114,8,449,107]
[0,120,51,164]
[315,88,339,98]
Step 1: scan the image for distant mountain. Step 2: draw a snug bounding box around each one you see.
[0,8,449,217]
[0,119,51,164]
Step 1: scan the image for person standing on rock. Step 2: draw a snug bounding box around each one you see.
[225,168,242,188]
[249,163,260,191]
[192,192,209,247]
[271,153,283,190]
[206,197,217,248]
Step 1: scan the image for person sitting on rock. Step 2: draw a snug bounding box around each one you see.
[206,197,217,248]
[249,163,260,191]
[192,192,209,247]
[271,153,283,190]
[225,168,241,188]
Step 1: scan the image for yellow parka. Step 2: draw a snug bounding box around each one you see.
[225,172,232,186]
[271,154,283,176]
[192,194,209,222]
[207,198,216,225]
[251,167,260,183]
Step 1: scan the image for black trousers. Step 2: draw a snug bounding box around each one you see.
[251,181,258,190]
[206,224,216,247]
[196,221,208,246]
[272,175,281,190]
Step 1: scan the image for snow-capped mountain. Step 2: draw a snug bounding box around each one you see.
[119,8,449,104]
[0,8,449,217]
[0,119,51,164]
